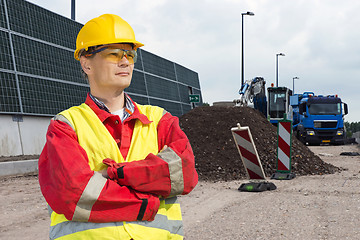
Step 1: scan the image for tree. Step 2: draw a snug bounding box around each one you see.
[202,102,210,107]
[345,121,360,137]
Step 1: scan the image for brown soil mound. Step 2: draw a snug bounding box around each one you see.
[179,106,341,182]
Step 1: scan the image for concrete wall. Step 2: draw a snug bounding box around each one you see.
[0,115,22,156]
[0,115,51,157]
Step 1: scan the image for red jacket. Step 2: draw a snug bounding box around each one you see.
[38,94,198,222]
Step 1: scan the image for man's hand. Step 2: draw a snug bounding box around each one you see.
[102,159,125,182]
[100,146,167,180]
[98,168,109,178]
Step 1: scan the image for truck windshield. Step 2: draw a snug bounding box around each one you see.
[308,103,341,115]
[269,92,286,118]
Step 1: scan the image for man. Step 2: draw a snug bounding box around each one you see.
[38,13,198,240]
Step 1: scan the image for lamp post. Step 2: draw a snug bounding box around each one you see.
[292,77,299,93]
[276,53,285,87]
[241,11,255,88]
[71,0,75,20]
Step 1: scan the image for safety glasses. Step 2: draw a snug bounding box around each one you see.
[86,47,138,64]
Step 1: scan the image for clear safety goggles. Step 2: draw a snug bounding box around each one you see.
[86,47,138,64]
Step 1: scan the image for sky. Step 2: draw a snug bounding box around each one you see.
[27,0,360,122]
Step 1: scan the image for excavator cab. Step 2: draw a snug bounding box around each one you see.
[235,77,267,116]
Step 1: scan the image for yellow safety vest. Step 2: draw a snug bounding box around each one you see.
[49,103,183,240]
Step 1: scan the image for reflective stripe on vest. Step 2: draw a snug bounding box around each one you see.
[49,103,183,240]
[48,198,183,240]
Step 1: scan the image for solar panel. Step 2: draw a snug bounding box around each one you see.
[0,0,202,117]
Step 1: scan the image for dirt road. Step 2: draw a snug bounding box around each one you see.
[0,144,359,239]
[180,144,360,239]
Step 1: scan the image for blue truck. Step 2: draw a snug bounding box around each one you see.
[290,92,348,145]
[237,79,349,145]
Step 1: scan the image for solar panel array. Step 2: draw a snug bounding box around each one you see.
[0,0,202,117]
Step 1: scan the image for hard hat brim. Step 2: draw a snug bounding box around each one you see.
[74,40,144,60]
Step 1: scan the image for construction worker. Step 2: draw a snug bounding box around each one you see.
[38,14,198,240]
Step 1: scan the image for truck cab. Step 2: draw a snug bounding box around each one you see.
[292,93,348,145]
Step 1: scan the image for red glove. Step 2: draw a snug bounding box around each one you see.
[102,158,125,183]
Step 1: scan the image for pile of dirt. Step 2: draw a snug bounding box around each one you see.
[179,106,341,182]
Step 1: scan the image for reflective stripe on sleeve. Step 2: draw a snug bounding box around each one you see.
[162,109,168,117]
[53,114,75,131]
[157,148,184,196]
[72,171,107,221]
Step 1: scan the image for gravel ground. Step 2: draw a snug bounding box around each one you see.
[0,144,359,239]
[179,144,360,240]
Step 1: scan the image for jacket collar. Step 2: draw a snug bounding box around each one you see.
[85,93,152,124]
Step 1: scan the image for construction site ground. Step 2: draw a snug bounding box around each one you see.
[0,144,359,239]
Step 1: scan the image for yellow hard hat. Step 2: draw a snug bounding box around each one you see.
[74,14,144,60]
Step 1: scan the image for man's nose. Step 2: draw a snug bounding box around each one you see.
[117,54,130,66]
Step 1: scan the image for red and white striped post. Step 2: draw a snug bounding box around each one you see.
[232,123,276,192]
[231,123,266,180]
[271,118,296,180]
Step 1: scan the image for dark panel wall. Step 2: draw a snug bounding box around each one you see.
[0,0,202,117]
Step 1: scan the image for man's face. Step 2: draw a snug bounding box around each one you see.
[81,43,135,93]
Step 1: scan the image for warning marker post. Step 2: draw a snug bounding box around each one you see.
[231,123,276,192]
[271,116,296,180]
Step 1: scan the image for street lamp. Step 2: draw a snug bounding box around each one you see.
[276,53,285,87]
[292,77,299,93]
[241,11,255,88]
[71,0,75,20]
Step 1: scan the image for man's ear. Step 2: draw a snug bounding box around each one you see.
[80,56,91,74]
